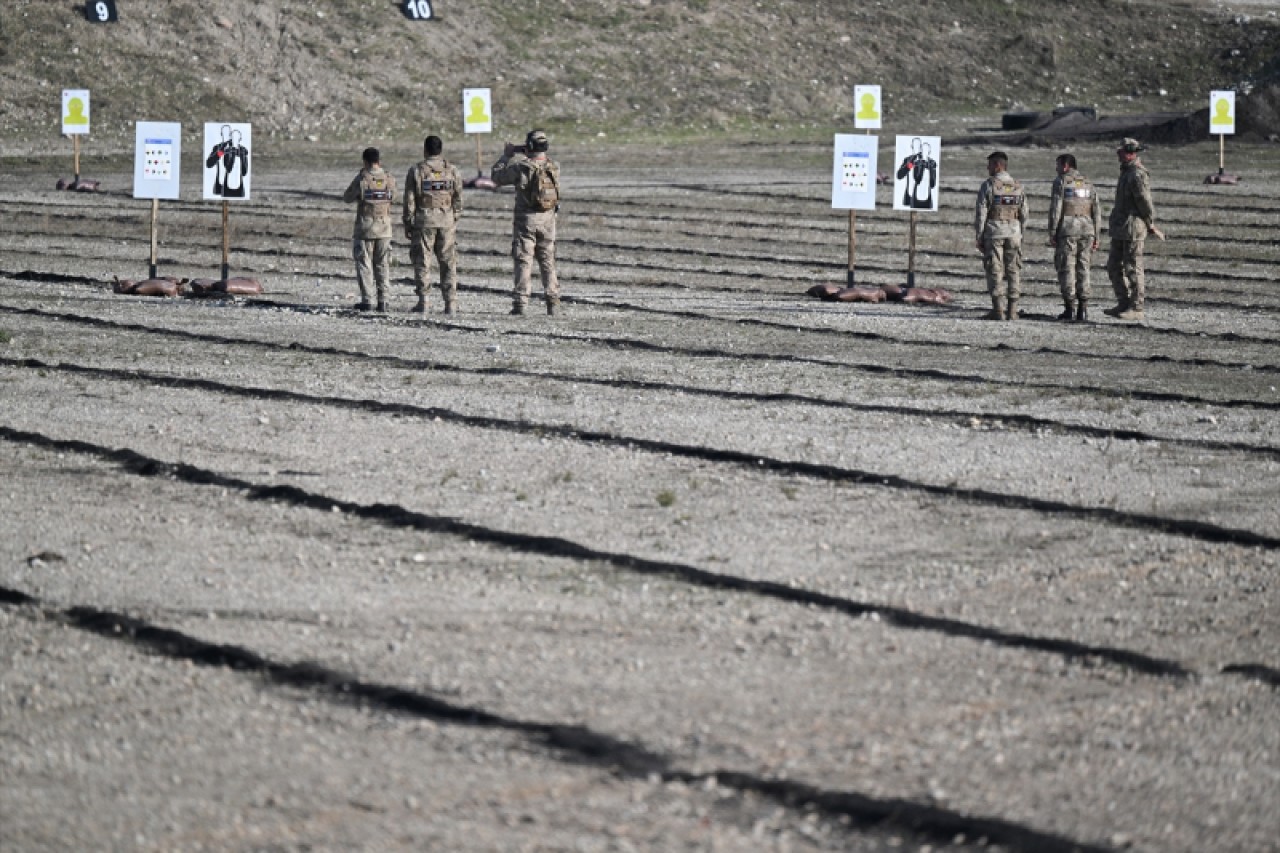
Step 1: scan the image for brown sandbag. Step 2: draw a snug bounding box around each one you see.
[902,287,954,304]
[1204,173,1240,185]
[56,178,100,192]
[186,277,264,296]
[113,277,184,297]
[833,286,886,303]
[880,284,953,304]
[805,283,844,300]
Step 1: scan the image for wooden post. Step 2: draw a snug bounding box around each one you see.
[1218,133,1225,176]
[149,198,159,279]
[221,200,231,281]
[475,135,483,176]
[73,135,81,183]
[907,210,918,288]
[846,210,857,287]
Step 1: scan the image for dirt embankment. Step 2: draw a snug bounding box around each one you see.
[2,0,1278,152]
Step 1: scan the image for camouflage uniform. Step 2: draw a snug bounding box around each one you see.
[491,135,561,315]
[974,170,1028,320]
[343,164,396,310]
[1105,153,1157,318]
[1047,167,1102,320]
[403,155,463,313]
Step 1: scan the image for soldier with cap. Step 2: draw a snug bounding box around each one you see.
[1047,153,1102,322]
[1105,138,1164,322]
[974,151,1029,320]
[491,129,561,315]
[343,147,396,312]
[403,135,463,315]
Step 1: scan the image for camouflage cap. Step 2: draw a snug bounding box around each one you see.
[1117,137,1146,153]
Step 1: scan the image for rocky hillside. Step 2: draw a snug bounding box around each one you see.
[2,0,1278,151]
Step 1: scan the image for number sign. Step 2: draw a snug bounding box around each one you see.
[403,0,434,20]
[85,0,118,22]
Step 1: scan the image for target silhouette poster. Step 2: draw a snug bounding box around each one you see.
[893,135,940,212]
[463,88,493,134]
[203,122,252,200]
[62,90,91,135]
[853,85,881,130]
[1209,90,1236,135]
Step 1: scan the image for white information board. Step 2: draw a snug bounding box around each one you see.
[831,134,878,211]
[203,122,252,200]
[62,90,91,135]
[853,85,882,130]
[462,88,492,134]
[892,135,941,212]
[133,122,182,200]
[1209,90,1236,135]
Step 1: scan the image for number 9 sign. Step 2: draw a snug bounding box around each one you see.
[402,0,434,20]
[85,0,118,22]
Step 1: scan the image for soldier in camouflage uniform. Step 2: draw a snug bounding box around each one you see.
[974,151,1029,320]
[342,147,396,312]
[1047,153,1102,323]
[403,135,463,315]
[1104,138,1163,322]
[491,129,561,316]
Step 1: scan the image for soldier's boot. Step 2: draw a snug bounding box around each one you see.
[443,301,456,316]
[1116,308,1146,322]
[1103,300,1129,317]
[1005,299,1019,321]
[411,295,427,314]
[546,296,560,316]
[1057,301,1075,322]
[510,303,525,316]
[1074,301,1089,323]
[983,294,1006,321]
[355,282,372,311]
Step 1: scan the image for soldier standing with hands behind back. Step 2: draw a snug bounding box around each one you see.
[1047,153,1102,323]
[343,147,396,312]
[403,135,463,315]
[1105,138,1164,323]
[974,151,1028,321]
[491,129,561,316]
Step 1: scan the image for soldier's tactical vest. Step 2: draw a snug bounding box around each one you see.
[360,171,393,222]
[419,160,455,209]
[1062,175,1094,217]
[990,174,1024,222]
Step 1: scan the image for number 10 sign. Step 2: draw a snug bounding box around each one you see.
[402,0,434,19]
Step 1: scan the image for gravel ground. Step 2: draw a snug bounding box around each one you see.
[2,138,1278,852]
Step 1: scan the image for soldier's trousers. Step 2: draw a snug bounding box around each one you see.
[983,235,1022,304]
[353,237,391,304]
[511,211,559,307]
[410,225,457,305]
[1055,236,1093,308]
[1106,238,1145,310]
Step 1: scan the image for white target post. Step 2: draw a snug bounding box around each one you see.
[831,133,878,287]
[61,89,91,183]
[203,122,253,280]
[462,87,493,184]
[132,121,182,279]
[832,85,883,287]
[892,134,941,287]
[1209,90,1236,179]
